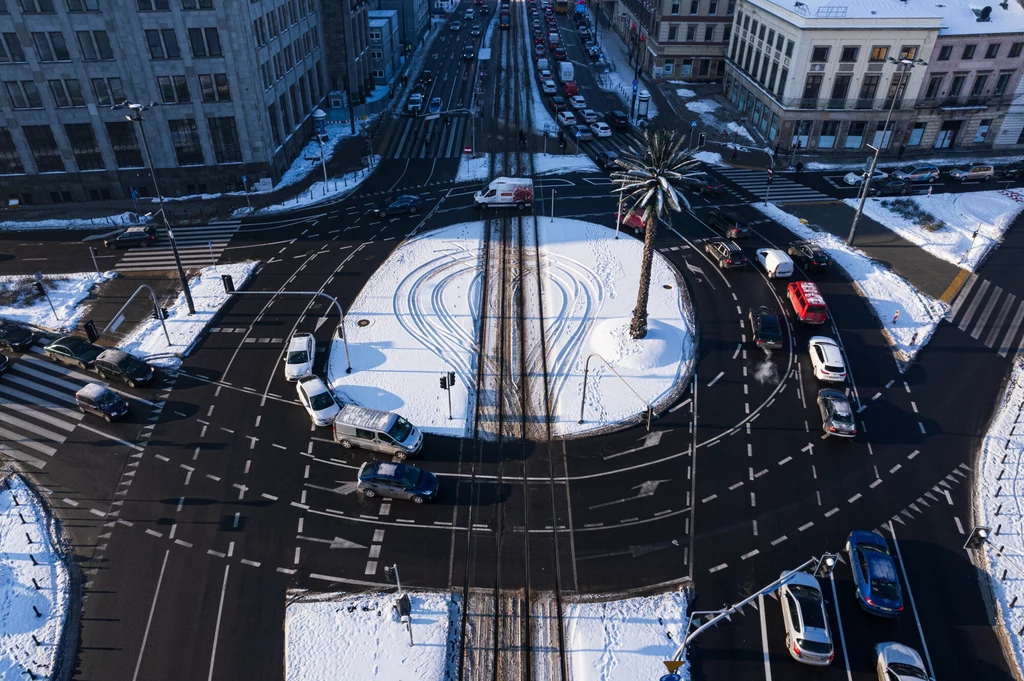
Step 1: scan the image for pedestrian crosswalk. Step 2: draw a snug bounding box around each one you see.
[716,168,832,203]
[384,114,472,159]
[947,273,1024,357]
[115,220,241,272]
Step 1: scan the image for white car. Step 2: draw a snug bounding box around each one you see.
[808,336,846,382]
[557,110,577,127]
[779,571,834,666]
[541,79,557,94]
[873,642,929,681]
[843,169,888,186]
[590,121,612,137]
[538,68,553,80]
[284,332,315,381]
[579,108,598,124]
[569,95,587,110]
[296,375,340,426]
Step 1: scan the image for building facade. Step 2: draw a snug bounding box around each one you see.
[0,0,326,205]
[367,9,400,85]
[321,0,373,106]
[378,0,428,48]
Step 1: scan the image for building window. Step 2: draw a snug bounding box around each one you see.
[811,46,829,62]
[704,25,714,41]
[766,29,774,47]
[188,27,223,57]
[23,125,64,172]
[157,75,191,103]
[868,46,888,62]
[64,123,104,170]
[908,122,926,146]
[168,118,204,165]
[181,0,213,8]
[91,77,124,105]
[938,45,952,60]
[372,68,384,79]
[742,14,749,30]
[0,127,24,174]
[668,25,678,41]
[199,73,231,101]
[828,74,850,108]
[1010,42,1023,58]
[208,116,241,163]
[278,93,290,131]
[370,49,382,59]
[0,33,26,62]
[686,24,696,41]
[819,120,839,148]
[857,74,879,107]
[949,74,966,97]
[4,80,43,108]
[67,0,100,10]
[369,30,381,41]
[268,102,282,146]
[145,29,180,59]
[662,58,674,75]
[681,58,693,76]
[708,0,717,13]
[137,0,168,9]
[985,43,1000,59]
[758,24,765,41]
[77,30,113,60]
[925,75,942,99]
[840,46,858,62]
[994,72,1012,96]
[975,119,991,143]
[776,34,784,51]
[777,67,788,97]
[722,25,731,43]
[845,121,865,148]
[785,39,794,57]
[768,61,778,91]
[801,74,822,107]
[899,46,918,60]
[670,0,679,14]
[105,121,144,167]
[289,84,300,127]
[962,44,976,59]
[48,79,85,107]
[969,74,988,98]
[689,0,697,13]
[726,0,734,13]
[32,31,71,61]
[18,0,55,12]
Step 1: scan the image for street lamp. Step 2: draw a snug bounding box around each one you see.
[112,100,195,315]
[847,56,926,247]
[312,108,330,190]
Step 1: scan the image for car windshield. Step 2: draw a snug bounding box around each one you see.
[388,415,414,443]
[97,391,122,408]
[287,350,309,364]
[120,356,146,373]
[870,577,900,600]
[888,663,927,679]
[860,542,888,555]
[309,391,336,410]
[797,639,832,654]
[400,466,421,487]
[790,585,826,628]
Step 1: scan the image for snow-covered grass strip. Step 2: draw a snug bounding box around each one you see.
[456,153,492,183]
[242,158,380,217]
[0,271,115,333]
[975,358,1024,681]
[534,153,599,176]
[117,261,258,367]
[842,191,1024,272]
[0,212,146,232]
[755,203,947,367]
[0,473,71,681]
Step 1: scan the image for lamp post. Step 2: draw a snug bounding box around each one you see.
[312,108,330,190]
[847,57,926,246]
[112,101,195,315]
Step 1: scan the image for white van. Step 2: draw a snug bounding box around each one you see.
[756,248,794,278]
[333,405,423,459]
[473,177,534,209]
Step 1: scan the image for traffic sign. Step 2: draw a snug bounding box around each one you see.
[632,83,638,93]
[464,146,472,155]
[663,661,684,674]
[691,120,697,128]
[632,78,639,86]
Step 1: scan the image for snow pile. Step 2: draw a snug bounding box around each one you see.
[275,123,367,191]
[565,591,688,681]
[975,359,1024,681]
[755,203,947,366]
[117,261,259,366]
[0,271,114,332]
[0,474,71,681]
[692,151,724,167]
[327,219,695,438]
[247,158,381,216]
[285,590,454,681]
[685,99,720,116]
[675,88,696,98]
[724,121,755,143]
[842,191,1024,271]
[0,212,144,231]
[456,154,492,183]
[534,153,600,176]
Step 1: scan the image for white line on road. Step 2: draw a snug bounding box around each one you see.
[758,594,772,681]
[771,535,788,546]
[707,371,725,387]
[709,563,727,573]
[799,522,814,531]
[829,574,854,681]
[132,549,169,681]
[888,522,936,680]
[742,549,759,560]
[207,565,230,681]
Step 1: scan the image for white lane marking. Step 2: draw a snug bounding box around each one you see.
[741,549,759,560]
[709,563,727,573]
[887,522,936,680]
[131,549,170,681]
[758,594,772,681]
[707,371,725,387]
[770,535,788,546]
[206,565,230,681]
[829,574,855,681]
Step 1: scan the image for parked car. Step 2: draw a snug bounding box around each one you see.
[596,149,620,168]
[817,388,856,438]
[808,337,846,382]
[357,461,439,503]
[705,238,747,269]
[749,306,783,350]
[570,125,593,142]
[541,79,557,94]
[590,121,612,138]
[605,110,629,129]
[845,530,904,616]
[105,225,157,249]
[949,163,995,181]
[75,382,129,422]
[284,332,315,381]
[44,335,103,369]
[871,179,910,196]
[1000,161,1024,180]
[372,195,422,217]
[891,164,939,182]
[296,374,341,426]
[779,571,834,666]
[0,320,34,352]
[873,642,928,681]
[842,169,888,186]
[707,209,751,238]
[787,240,832,271]
[94,348,155,388]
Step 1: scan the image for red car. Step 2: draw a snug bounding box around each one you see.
[553,46,567,60]
[616,210,646,233]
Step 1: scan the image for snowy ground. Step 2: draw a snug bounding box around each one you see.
[0,212,145,232]
[274,123,369,191]
[806,153,1024,173]
[0,271,114,333]
[285,590,454,681]
[755,204,947,367]
[534,153,600,176]
[842,191,1024,271]
[456,154,492,183]
[595,27,658,121]
[117,261,259,366]
[564,591,688,681]
[692,151,724,166]
[326,218,694,438]
[0,474,70,681]
[240,158,381,217]
[975,359,1024,681]
[519,1,558,137]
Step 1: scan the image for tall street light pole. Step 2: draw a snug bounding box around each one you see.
[113,101,195,314]
[847,57,926,247]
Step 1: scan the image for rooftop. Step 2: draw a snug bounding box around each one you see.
[753,0,1024,32]
[933,0,1024,36]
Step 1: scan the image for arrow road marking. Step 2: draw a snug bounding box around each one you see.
[304,481,360,495]
[297,535,368,550]
[603,430,672,459]
[589,479,670,509]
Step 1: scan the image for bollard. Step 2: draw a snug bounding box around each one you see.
[12,494,19,506]
[32,578,40,590]
[32,605,41,618]
[30,554,37,566]
[18,511,26,524]
[24,669,35,679]
[998,470,1004,480]
[25,532,32,544]
[996,486,1003,497]
[1019,623,1024,636]
[1011,596,1018,608]
[31,634,39,646]
[996,504,1002,516]
[997,524,1002,535]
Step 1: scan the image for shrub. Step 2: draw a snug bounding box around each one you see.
[881,198,945,232]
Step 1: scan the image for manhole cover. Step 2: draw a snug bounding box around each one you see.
[357,319,372,327]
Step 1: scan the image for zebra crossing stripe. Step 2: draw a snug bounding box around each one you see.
[985,292,1015,348]
[957,279,990,331]
[0,442,47,469]
[998,300,1024,357]
[970,285,1003,340]
[949,272,979,317]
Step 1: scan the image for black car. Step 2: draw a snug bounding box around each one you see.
[553,46,567,61]
[463,44,474,59]
[704,238,747,269]
[0,320,35,352]
[373,195,422,217]
[707,209,751,238]
[104,225,157,249]
[417,69,433,85]
[748,306,783,350]
[0,354,8,374]
[605,110,629,129]
[871,179,909,196]
[596,150,620,170]
[818,388,856,439]
[44,335,103,369]
[1000,161,1024,180]
[683,172,724,196]
[550,95,567,112]
[479,3,488,13]
[788,240,832,271]
[94,348,155,388]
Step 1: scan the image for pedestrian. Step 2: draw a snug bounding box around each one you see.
[796,140,802,151]
[795,161,803,176]
[731,146,738,161]
[927,185,933,197]
[774,143,780,157]
[893,309,900,324]
[898,144,906,159]
[791,139,797,150]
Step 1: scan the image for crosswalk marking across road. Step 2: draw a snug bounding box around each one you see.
[384,115,470,159]
[948,272,1024,357]
[115,219,241,272]
[716,168,832,203]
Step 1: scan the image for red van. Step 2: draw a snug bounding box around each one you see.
[787,281,828,324]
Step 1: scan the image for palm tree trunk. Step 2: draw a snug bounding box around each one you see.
[629,216,658,339]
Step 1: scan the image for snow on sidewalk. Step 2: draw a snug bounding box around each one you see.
[842,191,1024,271]
[0,212,144,232]
[117,261,259,367]
[285,590,455,681]
[243,157,381,217]
[975,359,1024,681]
[535,153,600,176]
[755,204,947,367]
[0,474,72,681]
[0,271,115,333]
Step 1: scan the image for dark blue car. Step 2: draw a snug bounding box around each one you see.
[846,530,904,617]
[356,461,438,504]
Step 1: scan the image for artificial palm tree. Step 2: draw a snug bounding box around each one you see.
[610,128,703,339]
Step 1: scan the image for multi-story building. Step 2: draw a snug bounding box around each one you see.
[321,0,373,107]
[367,9,400,85]
[0,0,326,205]
[657,0,735,80]
[378,0,428,48]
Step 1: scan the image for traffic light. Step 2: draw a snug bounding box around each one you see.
[221,274,235,293]
[440,376,449,390]
[84,320,99,343]
[152,307,168,321]
[697,132,706,148]
[448,371,456,386]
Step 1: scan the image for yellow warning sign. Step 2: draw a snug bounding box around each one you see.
[663,660,684,673]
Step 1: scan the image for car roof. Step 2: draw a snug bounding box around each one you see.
[96,348,132,363]
[76,382,112,400]
[792,280,825,305]
[337,404,395,431]
[298,375,328,393]
[123,226,151,234]
[784,570,821,590]
[288,333,312,350]
[865,551,898,581]
[366,461,408,480]
[52,335,91,348]
[810,337,842,361]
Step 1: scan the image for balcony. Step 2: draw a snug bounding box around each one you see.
[914,94,1014,109]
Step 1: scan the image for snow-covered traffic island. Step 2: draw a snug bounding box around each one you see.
[326,218,696,438]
